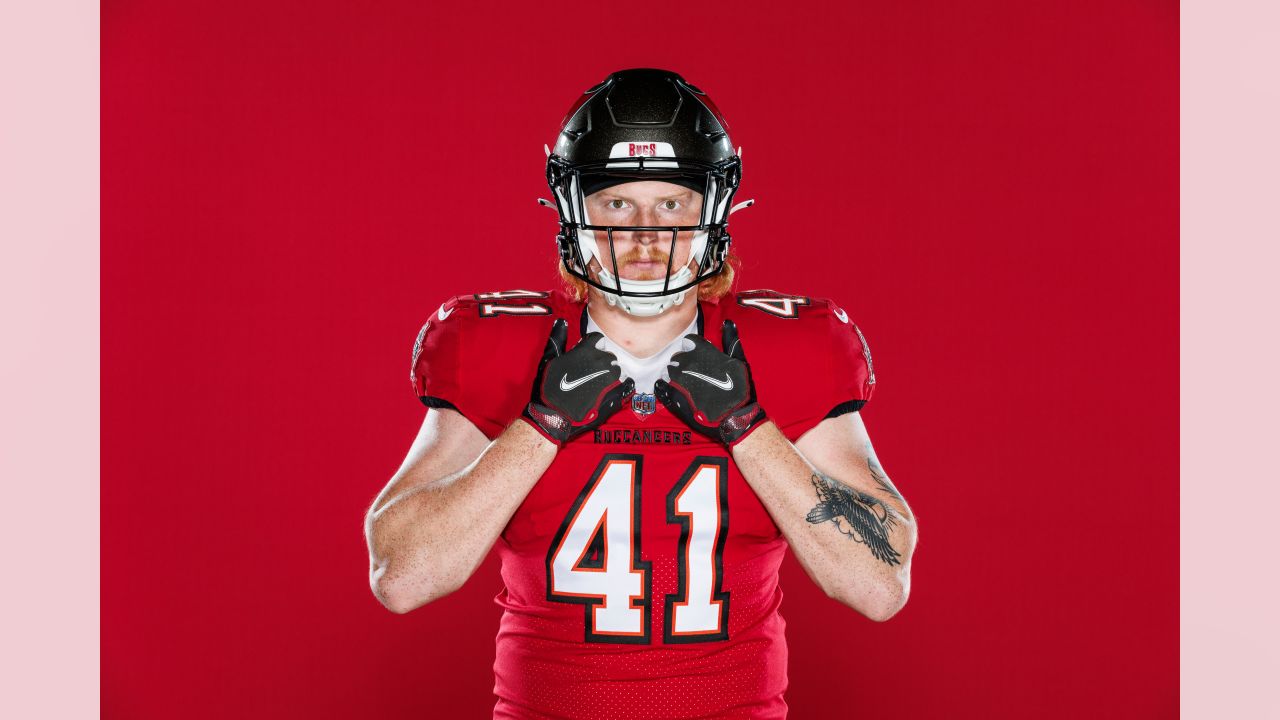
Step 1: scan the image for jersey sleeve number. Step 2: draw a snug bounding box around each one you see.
[546,454,730,645]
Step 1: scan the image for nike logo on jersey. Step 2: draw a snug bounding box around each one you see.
[437,304,454,321]
[560,370,610,391]
[834,307,849,324]
[684,371,734,391]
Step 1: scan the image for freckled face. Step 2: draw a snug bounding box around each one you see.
[583,181,704,281]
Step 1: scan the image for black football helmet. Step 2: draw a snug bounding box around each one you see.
[545,69,746,316]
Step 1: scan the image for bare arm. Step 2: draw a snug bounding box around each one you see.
[364,409,556,613]
[731,412,917,621]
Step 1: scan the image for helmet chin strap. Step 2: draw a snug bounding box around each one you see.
[594,265,695,317]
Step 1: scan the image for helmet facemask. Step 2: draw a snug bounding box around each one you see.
[548,155,741,317]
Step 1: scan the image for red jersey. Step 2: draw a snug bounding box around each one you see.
[410,288,875,719]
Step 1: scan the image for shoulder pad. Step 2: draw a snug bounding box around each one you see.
[410,289,576,439]
[716,290,875,440]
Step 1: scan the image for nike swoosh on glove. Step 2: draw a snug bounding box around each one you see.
[522,319,635,446]
[654,319,768,446]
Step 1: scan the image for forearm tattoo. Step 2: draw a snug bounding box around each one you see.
[866,455,904,504]
[805,463,904,566]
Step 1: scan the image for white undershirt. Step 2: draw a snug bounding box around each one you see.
[586,309,698,394]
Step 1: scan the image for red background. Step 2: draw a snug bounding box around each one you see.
[103,1,1177,717]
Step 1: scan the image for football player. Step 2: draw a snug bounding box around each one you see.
[365,69,918,719]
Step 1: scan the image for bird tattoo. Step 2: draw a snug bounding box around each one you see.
[805,473,902,566]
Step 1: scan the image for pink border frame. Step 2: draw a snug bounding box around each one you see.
[0,0,101,716]
[1180,0,1280,716]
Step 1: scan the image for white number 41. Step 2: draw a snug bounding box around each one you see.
[546,454,731,644]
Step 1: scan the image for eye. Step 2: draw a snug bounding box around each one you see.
[661,200,680,211]
[607,199,628,210]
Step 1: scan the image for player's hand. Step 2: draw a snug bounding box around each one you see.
[654,319,768,446]
[522,319,635,446]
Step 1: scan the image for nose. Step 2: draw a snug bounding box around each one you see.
[632,206,660,244]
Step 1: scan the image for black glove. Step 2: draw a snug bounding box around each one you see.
[654,319,768,446]
[522,319,635,446]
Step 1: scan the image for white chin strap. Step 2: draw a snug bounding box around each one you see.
[594,264,696,317]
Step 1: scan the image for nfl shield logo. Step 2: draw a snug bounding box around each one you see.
[631,392,656,417]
